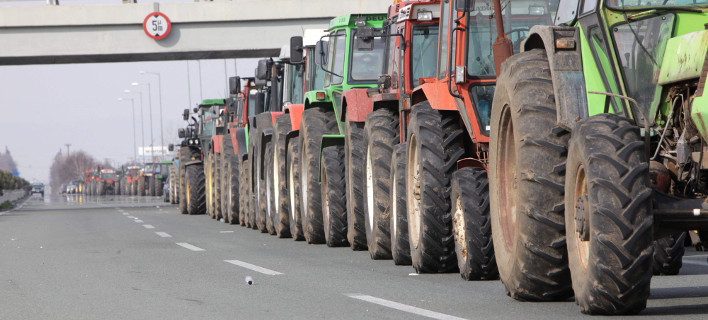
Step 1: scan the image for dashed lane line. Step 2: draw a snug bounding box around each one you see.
[134,220,144,223]
[176,242,205,252]
[142,224,155,229]
[345,294,467,320]
[224,259,283,275]
[155,232,172,238]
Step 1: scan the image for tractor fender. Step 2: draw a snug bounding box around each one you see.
[235,127,248,159]
[521,25,588,131]
[318,134,345,182]
[340,88,373,123]
[212,135,223,154]
[412,82,458,111]
[372,92,399,112]
[284,104,304,131]
[259,128,274,180]
[270,111,284,125]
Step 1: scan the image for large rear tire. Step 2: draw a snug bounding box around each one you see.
[450,167,498,280]
[149,176,156,197]
[272,115,293,238]
[155,179,163,197]
[239,158,250,227]
[186,164,207,215]
[300,107,337,244]
[179,147,190,214]
[222,134,240,224]
[363,108,398,259]
[565,114,653,315]
[391,143,411,265]
[489,48,573,301]
[406,102,463,273]
[264,140,276,235]
[214,151,223,221]
[138,177,146,197]
[653,232,687,275]
[345,120,367,250]
[321,145,349,247]
[288,135,305,241]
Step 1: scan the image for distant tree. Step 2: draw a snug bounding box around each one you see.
[0,147,19,174]
[49,149,98,191]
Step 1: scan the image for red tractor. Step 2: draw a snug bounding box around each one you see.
[97,169,117,195]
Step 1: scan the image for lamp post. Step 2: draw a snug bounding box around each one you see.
[140,71,164,160]
[132,82,155,163]
[117,97,138,164]
[124,89,145,164]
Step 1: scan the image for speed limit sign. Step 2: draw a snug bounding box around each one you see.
[143,12,171,40]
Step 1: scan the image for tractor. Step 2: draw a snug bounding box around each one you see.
[489,0,708,315]
[97,168,117,196]
[177,105,208,216]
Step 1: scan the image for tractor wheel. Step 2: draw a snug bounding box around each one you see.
[264,140,276,235]
[321,145,348,247]
[149,177,156,197]
[272,114,293,238]
[116,180,121,196]
[214,152,223,221]
[169,164,177,204]
[450,167,498,280]
[565,114,653,315]
[138,177,145,197]
[406,102,463,273]
[97,183,104,196]
[207,152,216,219]
[155,179,163,197]
[390,143,411,265]
[186,164,207,215]
[287,135,305,241]
[363,108,398,259]
[489,48,572,301]
[300,107,337,244]
[179,147,189,214]
[653,232,687,276]
[239,158,250,227]
[256,144,269,233]
[345,120,367,250]
[222,134,240,224]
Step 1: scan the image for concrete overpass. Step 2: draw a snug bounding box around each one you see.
[0,0,389,65]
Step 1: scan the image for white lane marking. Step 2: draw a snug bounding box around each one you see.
[135,220,144,223]
[155,232,172,238]
[683,260,708,267]
[220,231,234,233]
[224,260,283,275]
[346,294,467,320]
[122,212,129,215]
[143,225,155,229]
[176,242,205,252]
[127,216,136,219]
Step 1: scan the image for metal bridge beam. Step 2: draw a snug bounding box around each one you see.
[0,0,388,65]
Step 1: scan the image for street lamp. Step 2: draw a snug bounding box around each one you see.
[117,97,138,164]
[132,82,155,163]
[140,71,164,160]
[124,89,145,164]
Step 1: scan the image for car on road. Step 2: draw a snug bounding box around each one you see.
[31,183,44,197]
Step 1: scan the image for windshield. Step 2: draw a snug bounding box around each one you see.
[247,90,258,117]
[465,0,555,76]
[326,32,346,86]
[350,32,386,81]
[411,24,439,87]
[308,46,326,91]
[607,0,708,9]
[288,64,304,104]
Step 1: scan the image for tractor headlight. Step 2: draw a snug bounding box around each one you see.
[416,10,433,21]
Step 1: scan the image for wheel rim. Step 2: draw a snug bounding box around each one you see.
[453,197,467,260]
[407,135,421,248]
[366,144,375,231]
[572,164,590,269]
[289,156,297,222]
[266,160,272,221]
[498,106,517,252]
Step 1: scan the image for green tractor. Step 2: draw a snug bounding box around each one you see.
[489,0,708,315]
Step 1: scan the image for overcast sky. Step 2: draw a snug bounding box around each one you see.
[0,0,260,184]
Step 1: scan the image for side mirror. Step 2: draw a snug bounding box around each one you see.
[178,128,186,138]
[315,40,328,66]
[168,144,174,151]
[455,0,476,11]
[356,26,375,51]
[377,74,391,91]
[183,108,189,121]
[290,36,304,64]
[256,59,269,81]
[229,76,241,95]
[192,107,198,113]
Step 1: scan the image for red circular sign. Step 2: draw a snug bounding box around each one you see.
[143,12,171,40]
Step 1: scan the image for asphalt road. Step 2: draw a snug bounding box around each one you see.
[2,194,708,320]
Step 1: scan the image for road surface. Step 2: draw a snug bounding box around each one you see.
[2,194,708,319]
